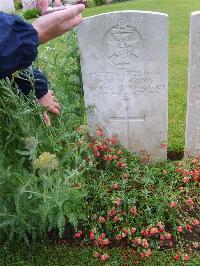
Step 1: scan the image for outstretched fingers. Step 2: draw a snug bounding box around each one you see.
[57,4,85,24]
[43,111,51,126]
[61,14,83,32]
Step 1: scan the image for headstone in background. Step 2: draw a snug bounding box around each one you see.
[185,11,200,157]
[0,0,15,13]
[22,0,38,10]
[77,11,168,161]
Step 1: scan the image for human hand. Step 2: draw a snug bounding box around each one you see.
[32,4,85,44]
[55,0,62,7]
[38,0,48,12]
[39,90,60,126]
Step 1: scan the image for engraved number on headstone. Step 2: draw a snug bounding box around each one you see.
[110,97,145,148]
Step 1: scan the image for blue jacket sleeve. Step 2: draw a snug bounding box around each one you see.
[14,68,48,99]
[0,12,39,79]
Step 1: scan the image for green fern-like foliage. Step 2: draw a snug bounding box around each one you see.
[0,32,87,242]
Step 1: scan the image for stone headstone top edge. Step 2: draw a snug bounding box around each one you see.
[191,11,200,16]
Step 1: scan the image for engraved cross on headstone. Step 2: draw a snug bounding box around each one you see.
[110,97,145,148]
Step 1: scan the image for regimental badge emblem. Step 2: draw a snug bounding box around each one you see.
[102,19,144,67]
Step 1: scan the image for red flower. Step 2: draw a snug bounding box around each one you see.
[100,254,110,261]
[182,177,189,183]
[142,239,149,248]
[113,216,119,222]
[122,232,127,238]
[182,169,189,177]
[123,173,129,179]
[160,235,165,240]
[150,227,159,234]
[177,161,182,167]
[157,223,165,232]
[169,201,177,207]
[104,155,110,161]
[108,208,116,217]
[110,136,118,145]
[98,233,106,240]
[89,143,94,149]
[131,227,137,234]
[165,233,172,240]
[130,207,137,216]
[98,216,106,223]
[140,252,146,258]
[122,227,128,234]
[96,144,106,151]
[112,183,120,190]
[186,197,194,206]
[141,229,151,237]
[146,249,153,257]
[183,254,190,261]
[186,224,192,232]
[116,234,122,241]
[174,254,180,261]
[93,251,100,258]
[74,230,83,238]
[117,161,127,168]
[132,249,136,256]
[89,230,95,240]
[145,249,152,257]
[136,238,142,245]
[113,198,122,207]
[101,238,110,246]
[96,128,103,137]
[160,143,167,149]
[192,219,200,226]
[176,167,182,173]
[94,151,100,157]
[177,226,183,233]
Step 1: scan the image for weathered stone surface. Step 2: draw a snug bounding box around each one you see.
[77,11,168,161]
[0,0,15,13]
[186,11,200,157]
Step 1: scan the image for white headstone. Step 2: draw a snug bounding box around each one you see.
[77,11,168,161]
[185,11,200,157]
[0,0,15,13]
[22,0,38,10]
[22,0,54,10]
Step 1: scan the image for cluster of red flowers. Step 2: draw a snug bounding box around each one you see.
[73,132,199,263]
[176,219,200,233]
[140,223,175,248]
[93,251,110,261]
[89,230,111,249]
[174,253,190,262]
[176,161,200,184]
[141,223,165,238]
[88,129,128,168]
[90,226,154,263]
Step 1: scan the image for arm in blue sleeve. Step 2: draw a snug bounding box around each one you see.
[14,68,48,99]
[0,12,39,79]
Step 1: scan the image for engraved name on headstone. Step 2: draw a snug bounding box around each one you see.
[77,11,168,161]
[186,11,200,156]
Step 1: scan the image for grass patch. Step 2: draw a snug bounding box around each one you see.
[0,244,200,265]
